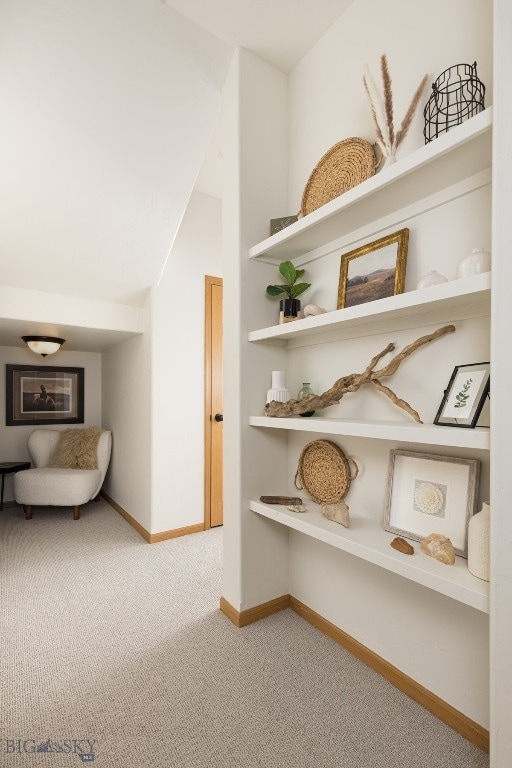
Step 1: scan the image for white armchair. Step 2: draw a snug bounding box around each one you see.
[14,428,112,520]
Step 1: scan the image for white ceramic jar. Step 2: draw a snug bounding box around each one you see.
[457,248,491,279]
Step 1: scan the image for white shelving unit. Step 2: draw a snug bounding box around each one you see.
[249,416,489,449]
[246,110,492,614]
[249,108,492,265]
[250,500,489,613]
[248,272,490,345]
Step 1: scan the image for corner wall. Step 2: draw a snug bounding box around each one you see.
[101,191,224,536]
[151,190,223,533]
[101,296,152,531]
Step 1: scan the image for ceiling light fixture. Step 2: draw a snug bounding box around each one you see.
[22,336,66,357]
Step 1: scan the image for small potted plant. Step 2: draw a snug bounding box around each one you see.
[266,261,311,324]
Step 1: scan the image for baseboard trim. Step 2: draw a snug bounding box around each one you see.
[219,592,488,752]
[220,595,290,628]
[149,523,205,543]
[101,491,151,541]
[100,491,205,544]
[290,596,489,752]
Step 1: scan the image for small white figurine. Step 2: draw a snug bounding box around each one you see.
[303,304,327,317]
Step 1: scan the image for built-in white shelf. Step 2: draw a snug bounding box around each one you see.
[250,500,489,613]
[248,273,490,345]
[249,108,492,265]
[249,416,490,450]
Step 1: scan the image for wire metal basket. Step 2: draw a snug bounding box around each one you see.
[423,62,485,143]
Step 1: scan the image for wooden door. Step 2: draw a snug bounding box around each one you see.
[204,276,223,528]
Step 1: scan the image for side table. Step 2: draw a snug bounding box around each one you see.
[0,462,31,510]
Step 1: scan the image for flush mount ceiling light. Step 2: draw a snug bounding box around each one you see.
[22,336,66,357]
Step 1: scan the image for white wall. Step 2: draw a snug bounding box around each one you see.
[151,190,223,533]
[288,0,492,212]
[0,286,143,335]
[0,345,101,504]
[221,50,291,612]
[279,0,494,728]
[0,0,232,306]
[101,295,152,531]
[490,1,512,761]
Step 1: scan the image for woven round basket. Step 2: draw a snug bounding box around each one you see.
[300,137,377,217]
[294,440,359,505]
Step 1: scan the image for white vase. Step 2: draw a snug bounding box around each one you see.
[381,154,397,169]
[467,501,490,581]
[457,247,491,279]
[266,370,290,404]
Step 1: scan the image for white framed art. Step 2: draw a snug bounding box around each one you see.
[383,449,480,557]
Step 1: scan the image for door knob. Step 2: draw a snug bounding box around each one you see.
[214,413,224,422]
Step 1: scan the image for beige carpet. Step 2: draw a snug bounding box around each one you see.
[1,501,488,767]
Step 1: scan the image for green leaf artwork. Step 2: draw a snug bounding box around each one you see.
[454,377,473,409]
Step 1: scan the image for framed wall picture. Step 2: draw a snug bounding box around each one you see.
[6,365,84,426]
[337,228,409,309]
[270,215,298,235]
[434,362,490,428]
[383,449,480,557]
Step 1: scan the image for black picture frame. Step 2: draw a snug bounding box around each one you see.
[6,365,85,426]
[434,362,490,428]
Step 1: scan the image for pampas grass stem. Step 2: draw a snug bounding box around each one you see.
[363,54,428,159]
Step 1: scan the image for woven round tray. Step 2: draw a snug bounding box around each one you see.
[294,440,359,505]
[300,137,377,217]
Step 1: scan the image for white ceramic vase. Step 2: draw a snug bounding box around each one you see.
[467,501,490,581]
[457,247,491,279]
[266,370,290,404]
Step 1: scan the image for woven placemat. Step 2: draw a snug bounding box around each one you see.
[294,439,358,505]
[300,137,377,217]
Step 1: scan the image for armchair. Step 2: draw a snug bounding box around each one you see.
[14,428,112,520]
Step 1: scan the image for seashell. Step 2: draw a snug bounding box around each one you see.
[303,304,327,317]
[416,270,448,289]
[420,533,455,565]
[390,536,414,555]
[287,504,307,513]
[321,500,350,528]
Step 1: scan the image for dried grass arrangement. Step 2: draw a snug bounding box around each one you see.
[363,54,428,162]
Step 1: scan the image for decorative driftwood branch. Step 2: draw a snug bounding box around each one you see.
[264,324,455,423]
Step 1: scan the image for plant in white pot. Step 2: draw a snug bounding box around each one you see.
[266,261,311,324]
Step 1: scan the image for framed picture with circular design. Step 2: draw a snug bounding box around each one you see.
[383,449,480,557]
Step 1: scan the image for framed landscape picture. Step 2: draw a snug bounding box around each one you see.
[337,228,409,309]
[6,365,84,426]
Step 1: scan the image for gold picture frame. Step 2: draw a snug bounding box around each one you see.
[337,228,409,309]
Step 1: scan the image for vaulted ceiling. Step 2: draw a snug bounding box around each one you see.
[0,0,353,313]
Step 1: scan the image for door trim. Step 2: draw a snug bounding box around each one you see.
[204,275,223,529]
